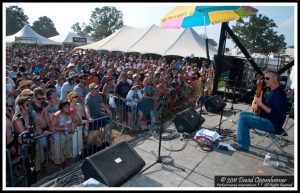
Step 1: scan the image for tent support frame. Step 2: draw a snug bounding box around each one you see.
[212,22,263,96]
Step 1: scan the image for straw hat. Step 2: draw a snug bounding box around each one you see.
[20,88,33,96]
[18,79,32,89]
[67,91,78,102]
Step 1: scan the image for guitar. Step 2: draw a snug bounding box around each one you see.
[251,74,264,115]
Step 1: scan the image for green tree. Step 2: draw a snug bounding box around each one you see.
[71,22,92,37]
[6,6,29,35]
[71,6,123,41]
[232,14,287,55]
[32,16,59,38]
[89,6,123,40]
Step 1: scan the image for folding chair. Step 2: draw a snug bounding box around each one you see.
[255,103,294,155]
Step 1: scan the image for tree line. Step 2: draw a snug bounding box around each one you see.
[6,5,123,41]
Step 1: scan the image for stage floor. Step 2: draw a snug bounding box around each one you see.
[29,101,295,190]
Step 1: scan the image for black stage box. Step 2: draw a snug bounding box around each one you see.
[173,107,205,133]
[81,141,145,187]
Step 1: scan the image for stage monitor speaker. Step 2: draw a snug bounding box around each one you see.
[81,141,145,187]
[204,95,226,114]
[173,107,205,133]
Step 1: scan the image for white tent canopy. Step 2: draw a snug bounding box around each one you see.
[75,25,217,58]
[49,32,94,45]
[6,24,61,46]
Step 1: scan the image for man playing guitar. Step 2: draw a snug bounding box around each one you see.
[232,70,288,151]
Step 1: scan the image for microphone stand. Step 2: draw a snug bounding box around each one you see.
[21,99,36,186]
[139,59,187,174]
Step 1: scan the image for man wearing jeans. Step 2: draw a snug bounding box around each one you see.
[233,70,288,151]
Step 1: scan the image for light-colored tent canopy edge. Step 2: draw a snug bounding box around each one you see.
[74,24,217,58]
[6,24,61,46]
[49,32,94,44]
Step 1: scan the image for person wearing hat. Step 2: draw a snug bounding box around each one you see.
[18,79,33,90]
[68,91,85,122]
[86,68,100,88]
[12,96,31,157]
[63,63,76,78]
[60,72,76,102]
[126,83,147,130]
[85,83,112,147]
[13,88,33,114]
[22,87,51,172]
[68,91,85,159]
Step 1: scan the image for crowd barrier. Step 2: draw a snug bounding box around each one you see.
[7,83,196,187]
[99,83,195,133]
[6,116,112,187]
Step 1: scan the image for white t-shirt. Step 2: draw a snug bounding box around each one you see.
[126,89,143,106]
[60,82,74,101]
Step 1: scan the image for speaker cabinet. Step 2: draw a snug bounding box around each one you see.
[204,95,226,114]
[173,107,205,133]
[81,141,145,187]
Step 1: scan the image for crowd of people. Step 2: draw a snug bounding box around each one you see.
[5,45,215,178]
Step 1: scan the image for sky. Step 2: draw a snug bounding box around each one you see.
[3,2,296,49]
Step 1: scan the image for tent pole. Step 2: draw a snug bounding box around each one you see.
[205,38,210,60]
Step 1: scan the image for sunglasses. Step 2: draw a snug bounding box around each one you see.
[37,97,45,101]
[72,96,78,98]
[264,77,270,80]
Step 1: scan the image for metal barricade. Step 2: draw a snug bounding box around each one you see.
[8,116,113,187]
[82,116,112,156]
[99,92,159,133]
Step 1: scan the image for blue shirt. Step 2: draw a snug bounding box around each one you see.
[261,87,288,133]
